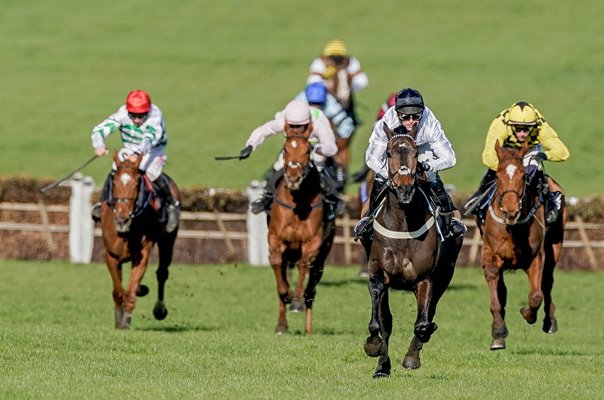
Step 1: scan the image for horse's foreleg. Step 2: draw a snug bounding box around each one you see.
[303,263,324,335]
[105,253,126,329]
[269,238,289,334]
[483,258,508,350]
[123,245,152,329]
[364,262,387,360]
[413,280,438,343]
[520,254,544,325]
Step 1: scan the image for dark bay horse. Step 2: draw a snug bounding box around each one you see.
[267,129,335,334]
[362,124,463,377]
[100,151,179,329]
[478,141,566,350]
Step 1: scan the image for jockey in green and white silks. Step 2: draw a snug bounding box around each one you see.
[90,90,179,232]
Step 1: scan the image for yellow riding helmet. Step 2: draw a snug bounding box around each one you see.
[507,101,538,126]
[323,40,348,57]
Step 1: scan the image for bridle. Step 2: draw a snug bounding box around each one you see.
[111,165,150,219]
[386,134,419,191]
[283,134,313,188]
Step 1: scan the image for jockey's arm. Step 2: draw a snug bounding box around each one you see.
[91,115,120,155]
[537,123,570,162]
[481,118,507,170]
[311,112,338,157]
[245,117,284,151]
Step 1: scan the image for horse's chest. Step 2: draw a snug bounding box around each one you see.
[378,246,434,283]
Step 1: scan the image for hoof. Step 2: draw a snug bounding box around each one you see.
[116,311,132,330]
[490,337,506,350]
[289,299,304,313]
[373,371,390,378]
[402,355,421,369]
[520,306,537,324]
[543,318,558,334]
[364,336,383,357]
[136,285,149,297]
[153,301,168,320]
[275,325,288,334]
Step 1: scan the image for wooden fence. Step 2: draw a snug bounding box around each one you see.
[1,201,603,270]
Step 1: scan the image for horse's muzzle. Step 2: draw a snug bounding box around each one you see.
[114,215,132,233]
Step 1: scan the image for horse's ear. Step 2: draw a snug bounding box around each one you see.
[519,141,530,157]
[133,153,143,169]
[383,122,394,140]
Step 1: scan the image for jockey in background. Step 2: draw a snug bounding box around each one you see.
[465,101,569,224]
[307,39,368,126]
[354,88,467,240]
[90,90,179,233]
[295,82,356,192]
[238,99,341,217]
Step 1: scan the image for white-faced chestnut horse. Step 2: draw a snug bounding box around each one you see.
[266,129,335,335]
[477,141,566,350]
[100,151,179,329]
[362,124,463,377]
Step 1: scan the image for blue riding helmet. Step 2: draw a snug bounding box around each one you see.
[305,82,328,105]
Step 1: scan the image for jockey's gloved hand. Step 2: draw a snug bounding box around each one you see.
[418,161,431,172]
[239,145,253,160]
[534,152,547,162]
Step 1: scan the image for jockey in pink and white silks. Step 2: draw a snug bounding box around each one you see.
[355,88,466,240]
[237,99,340,216]
[90,90,179,233]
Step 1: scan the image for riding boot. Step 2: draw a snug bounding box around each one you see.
[465,169,497,211]
[430,177,467,238]
[545,190,562,224]
[251,168,283,214]
[319,169,345,218]
[91,172,113,222]
[154,174,180,233]
[354,177,387,239]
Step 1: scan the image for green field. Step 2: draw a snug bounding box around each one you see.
[0,260,602,399]
[1,0,603,196]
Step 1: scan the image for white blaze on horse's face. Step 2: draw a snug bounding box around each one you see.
[291,140,298,149]
[505,164,517,183]
[120,173,132,186]
[398,166,412,176]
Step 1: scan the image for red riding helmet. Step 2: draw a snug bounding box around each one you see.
[126,90,152,113]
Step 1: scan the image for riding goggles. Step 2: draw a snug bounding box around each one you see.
[128,112,149,121]
[397,112,422,122]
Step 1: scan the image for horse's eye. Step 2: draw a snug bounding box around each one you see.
[386,151,391,158]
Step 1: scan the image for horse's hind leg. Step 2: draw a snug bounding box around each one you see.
[153,235,175,321]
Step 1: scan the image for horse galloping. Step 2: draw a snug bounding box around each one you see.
[362,124,463,377]
[100,151,179,329]
[267,129,335,335]
[478,141,566,350]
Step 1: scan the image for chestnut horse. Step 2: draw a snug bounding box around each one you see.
[267,130,335,334]
[477,141,566,350]
[362,124,463,377]
[100,151,179,329]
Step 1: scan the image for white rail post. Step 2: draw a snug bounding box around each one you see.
[69,173,95,264]
[246,180,269,266]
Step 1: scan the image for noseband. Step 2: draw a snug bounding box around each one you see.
[112,166,150,219]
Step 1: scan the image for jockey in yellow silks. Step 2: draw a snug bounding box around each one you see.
[466,101,569,224]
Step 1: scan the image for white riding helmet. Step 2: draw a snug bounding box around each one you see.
[283,100,311,125]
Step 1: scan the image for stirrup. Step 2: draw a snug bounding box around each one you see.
[545,208,559,224]
[251,197,270,215]
[91,202,102,222]
[354,216,372,240]
[448,217,467,238]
